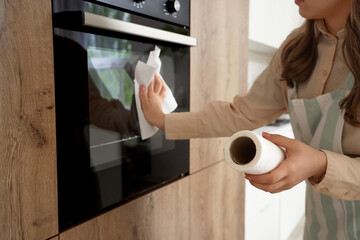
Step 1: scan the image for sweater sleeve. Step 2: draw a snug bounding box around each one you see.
[165,54,287,139]
[165,47,288,139]
[163,23,316,141]
[311,150,360,200]
[164,26,306,140]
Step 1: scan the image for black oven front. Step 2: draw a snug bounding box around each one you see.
[52,0,195,231]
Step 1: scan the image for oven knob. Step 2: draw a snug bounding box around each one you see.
[166,0,181,13]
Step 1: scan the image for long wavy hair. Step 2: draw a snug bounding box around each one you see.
[281,0,360,127]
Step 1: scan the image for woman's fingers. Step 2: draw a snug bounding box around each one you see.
[262,132,295,150]
[148,80,154,94]
[153,74,164,93]
[246,163,296,193]
[152,74,166,99]
[248,177,291,194]
[138,74,167,130]
[160,85,166,100]
[246,156,294,183]
[139,85,149,110]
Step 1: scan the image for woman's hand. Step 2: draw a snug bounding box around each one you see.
[139,74,166,130]
[245,132,327,194]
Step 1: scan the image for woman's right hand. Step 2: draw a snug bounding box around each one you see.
[139,74,166,130]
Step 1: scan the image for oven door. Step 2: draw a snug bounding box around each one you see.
[53,9,196,231]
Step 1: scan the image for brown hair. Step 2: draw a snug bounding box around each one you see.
[281,1,360,127]
[341,0,360,126]
[281,19,318,89]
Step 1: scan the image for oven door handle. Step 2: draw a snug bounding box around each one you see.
[53,11,197,47]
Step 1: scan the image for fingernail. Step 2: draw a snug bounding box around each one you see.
[140,86,145,91]
[262,132,271,138]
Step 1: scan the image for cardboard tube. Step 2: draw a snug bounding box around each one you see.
[224,130,285,174]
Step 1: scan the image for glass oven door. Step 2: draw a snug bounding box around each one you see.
[53,4,195,231]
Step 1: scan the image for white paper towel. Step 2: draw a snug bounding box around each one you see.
[224,130,285,174]
[134,46,178,140]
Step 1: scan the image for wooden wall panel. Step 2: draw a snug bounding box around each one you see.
[60,177,189,240]
[189,1,248,237]
[190,162,245,240]
[0,0,58,239]
[190,0,249,172]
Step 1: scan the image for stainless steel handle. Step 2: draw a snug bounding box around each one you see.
[83,12,197,47]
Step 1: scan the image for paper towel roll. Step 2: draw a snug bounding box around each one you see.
[224,130,285,174]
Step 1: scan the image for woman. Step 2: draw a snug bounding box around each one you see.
[140,0,359,238]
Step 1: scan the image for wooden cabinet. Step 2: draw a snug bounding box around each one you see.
[60,164,245,240]
[0,0,58,239]
[0,0,248,239]
[60,177,190,240]
[190,162,244,240]
[190,0,249,173]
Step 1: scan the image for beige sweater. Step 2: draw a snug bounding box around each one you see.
[164,20,360,201]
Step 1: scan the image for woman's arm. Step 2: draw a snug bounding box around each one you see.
[139,58,289,140]
[139,25,304,140]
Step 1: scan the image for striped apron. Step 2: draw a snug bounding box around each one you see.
[287,73,360,239]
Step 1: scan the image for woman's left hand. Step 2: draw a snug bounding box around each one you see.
[245,132,327,194]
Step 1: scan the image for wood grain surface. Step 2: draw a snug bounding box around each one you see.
[0,0,58,239]
[60,177,190,240]
[190,161,245,240]
[0,0,249,239]
[190,0,249,173]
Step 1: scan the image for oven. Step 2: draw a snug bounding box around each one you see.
[52,0,196,231]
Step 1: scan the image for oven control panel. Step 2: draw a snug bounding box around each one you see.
[88,0,189,27]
